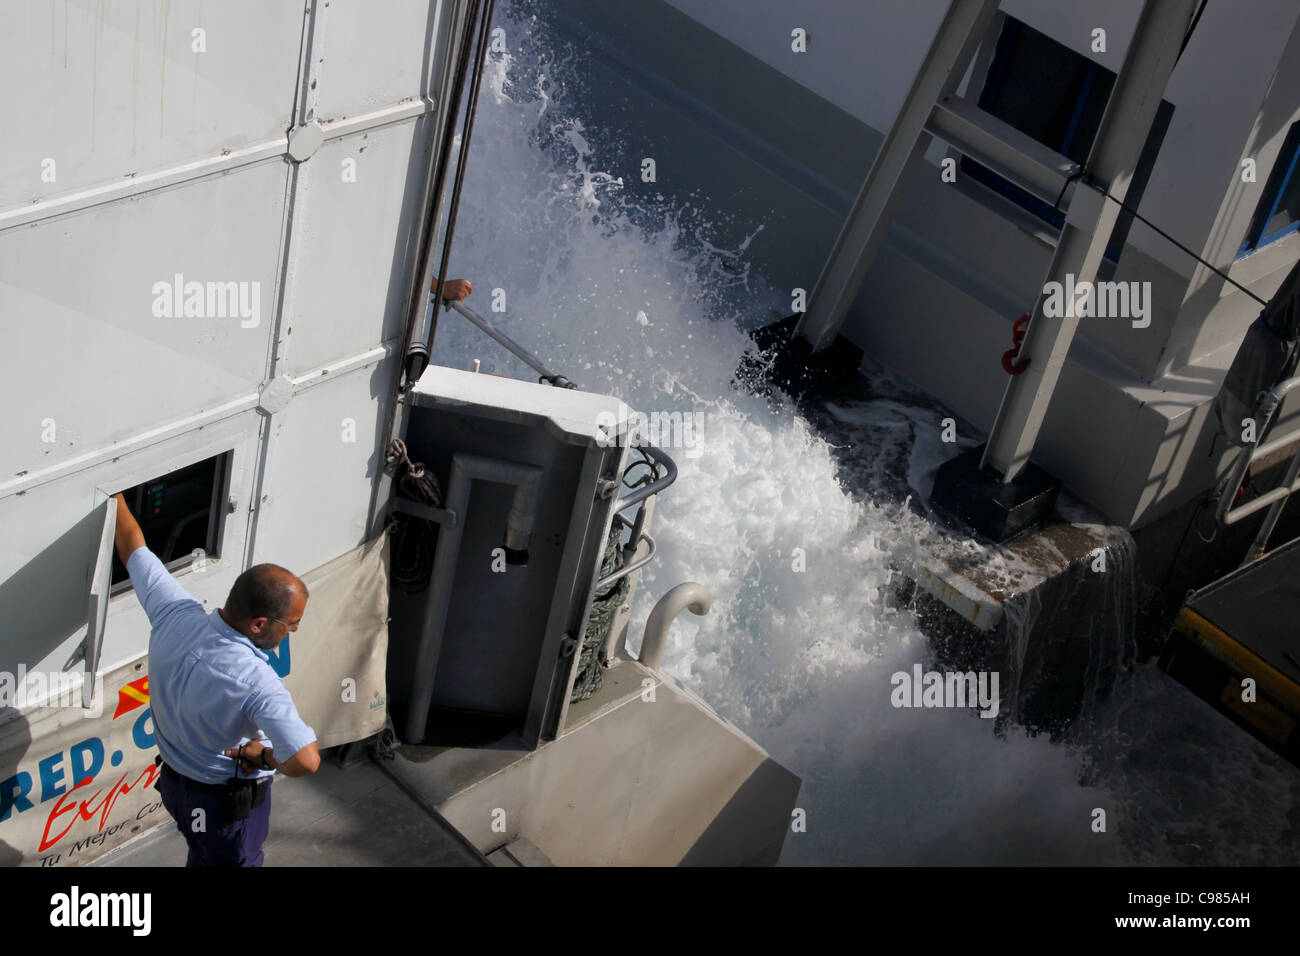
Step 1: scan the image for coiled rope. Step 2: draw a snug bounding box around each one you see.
[570,523,630,702]
[387,439,444,593]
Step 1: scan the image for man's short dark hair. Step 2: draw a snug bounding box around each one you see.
[225,564,307,622]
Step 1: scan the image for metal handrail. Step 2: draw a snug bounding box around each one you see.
[614,445,677,513]
[443,298,578,389]
[592,445,677,594]
[594,531,657,591]
[1216,374,1300,562]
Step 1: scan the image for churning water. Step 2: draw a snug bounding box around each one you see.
[432,2,1300,865]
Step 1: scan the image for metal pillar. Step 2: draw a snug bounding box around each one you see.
[795,0,1000,353]
[980,0,1199,479]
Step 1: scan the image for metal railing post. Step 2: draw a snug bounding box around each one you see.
[1215,375,1300,564]
[639,583,711,672]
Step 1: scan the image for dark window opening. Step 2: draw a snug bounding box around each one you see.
[1239,121,1300,256]
[960,16,1174,263]
[110,452,231,591]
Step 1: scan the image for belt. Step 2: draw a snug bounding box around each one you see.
[157,757,271,795]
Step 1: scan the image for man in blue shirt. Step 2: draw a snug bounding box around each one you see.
[111,493,320,866]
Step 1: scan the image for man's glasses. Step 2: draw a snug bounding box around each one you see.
[268,617,300,632]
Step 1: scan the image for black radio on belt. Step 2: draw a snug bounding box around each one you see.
[224,775,268,820]
[225,746,270,820]
[225,780,251,820]
[155,756,268,819]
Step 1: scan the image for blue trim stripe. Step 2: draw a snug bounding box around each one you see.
[1239,120,1300,257]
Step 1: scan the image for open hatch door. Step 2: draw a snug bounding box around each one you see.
[82,497,116,710]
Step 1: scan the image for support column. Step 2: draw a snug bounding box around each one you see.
[795,0,999,353]
[980,0,1199,480]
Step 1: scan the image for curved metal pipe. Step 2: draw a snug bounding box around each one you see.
[503,461,541,551]
[161,508,213,562]
[615,445,677,513]
[639,582,711,671]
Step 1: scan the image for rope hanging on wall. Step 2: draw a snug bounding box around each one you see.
[387,439,444,593]
[570,524,630,703]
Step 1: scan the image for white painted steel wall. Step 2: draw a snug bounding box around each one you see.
[658,0,1300,524]
[0,0,468,864]
[1,0,461,673]
[662,0,1300,342]
[661,0,951,138]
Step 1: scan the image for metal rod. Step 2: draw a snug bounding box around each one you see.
[407,0,483,377]
[927,95,1079,208]
[1247,449,1300,560]
[430,0,497,346]
[594,531,656,590]
[391,497,458,527]
[1253,426,1300,463]
[1224,484,1294,524]
[368,0,478,539]
[1216,445,1257,524]
[444,299,577,388]
[626,499,649,552]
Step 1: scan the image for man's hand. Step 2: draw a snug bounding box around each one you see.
[432,277,473,302]
[224,738,320,777]
[224,741,269,776]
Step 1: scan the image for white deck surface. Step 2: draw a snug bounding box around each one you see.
[96,754,488,867]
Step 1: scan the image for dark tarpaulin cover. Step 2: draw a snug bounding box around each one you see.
[1215,257,1300,445]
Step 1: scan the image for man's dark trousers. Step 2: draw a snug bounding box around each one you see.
[157,765,272,867]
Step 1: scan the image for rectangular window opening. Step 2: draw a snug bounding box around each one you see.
[1239,120,1300,257]
[110,451,231,593]
[961,15,1174,265]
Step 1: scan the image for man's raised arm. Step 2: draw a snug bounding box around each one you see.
[112,493,196,621]
[112,493,147,565]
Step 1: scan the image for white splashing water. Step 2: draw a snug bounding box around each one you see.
[431,5,1300,865]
